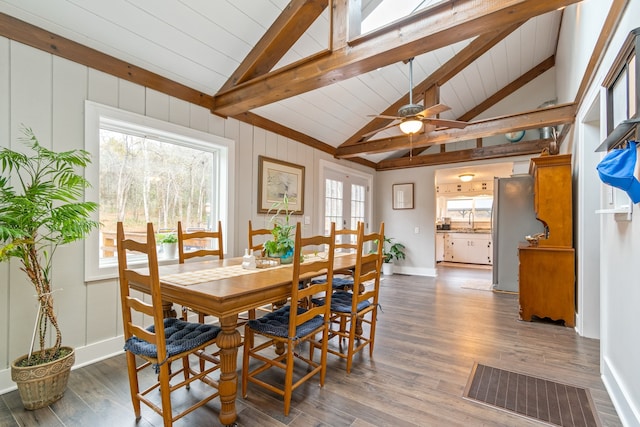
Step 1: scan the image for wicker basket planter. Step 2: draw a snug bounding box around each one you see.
[10,346,75,410]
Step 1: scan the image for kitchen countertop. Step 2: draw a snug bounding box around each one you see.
[437,229,492,234]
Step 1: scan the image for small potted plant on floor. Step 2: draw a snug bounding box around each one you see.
[0,128,99,410]
[381,236,406,275]
[158,232,178,259]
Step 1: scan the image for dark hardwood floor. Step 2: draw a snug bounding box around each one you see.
[1,264,622,426]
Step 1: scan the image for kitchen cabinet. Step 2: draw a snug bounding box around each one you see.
[436,233,446,262]
[445,233,492,265]
[519,246,574,327]
[436,181,493,195]
[469,180,493,193]
[436,183,462,194]
[518,154,574,327]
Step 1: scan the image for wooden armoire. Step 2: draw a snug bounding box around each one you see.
[518,154,575,327]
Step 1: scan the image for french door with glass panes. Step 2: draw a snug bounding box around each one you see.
[323,170,369,246]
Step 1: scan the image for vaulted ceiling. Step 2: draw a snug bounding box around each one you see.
[0,0,598,170]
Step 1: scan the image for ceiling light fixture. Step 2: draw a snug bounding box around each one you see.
[399,118,423,135]
[459,173,474,182]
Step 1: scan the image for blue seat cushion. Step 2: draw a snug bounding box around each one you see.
[312,291,371,313]
[124,317,221,359]
[311,275,354,290]
[248,305,324,339]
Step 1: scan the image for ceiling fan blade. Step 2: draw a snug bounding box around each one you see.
[367,114,402,120]
[417,103,451,118]
[423,123,436,133]
[361,122,401,138]
[424,118,469,129]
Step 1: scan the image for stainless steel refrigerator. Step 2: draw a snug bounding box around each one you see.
[491,175,544,292]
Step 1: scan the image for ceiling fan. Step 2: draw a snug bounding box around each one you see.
[363,58,469,138]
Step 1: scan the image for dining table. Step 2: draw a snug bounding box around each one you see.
[129,252,357,426]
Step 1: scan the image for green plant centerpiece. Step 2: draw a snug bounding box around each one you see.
[382,236,406,263]
[157,232,178,259]
[157,233,178,244]
[0,128,99,409]
[263,194,296,264]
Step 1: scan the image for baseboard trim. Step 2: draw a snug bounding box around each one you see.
[602,354,640,426]
[392,266,437,277]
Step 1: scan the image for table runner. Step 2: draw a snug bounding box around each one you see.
[163,253,338,286]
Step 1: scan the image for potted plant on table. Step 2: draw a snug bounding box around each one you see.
[381,236,406,275]
[263,194,296,264]
[0,128,99,410]
[158,232,178,259]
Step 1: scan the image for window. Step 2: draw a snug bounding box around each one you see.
[360,0,447,35]
[84,102,235,281]
[603,28,640,136]
[350,184,366,229]
[445,197,493,224]
[324,178,343,235]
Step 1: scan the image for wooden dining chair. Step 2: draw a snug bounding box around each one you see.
[116,222,221,427]
[248,219,272,256]
[312,221,384,374]
[177,220,224,322]
[246,220,281,318]
[310,222,361,291]
[178,220,224,263]
[242,222,336,416]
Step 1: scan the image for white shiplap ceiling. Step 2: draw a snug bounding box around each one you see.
[0,0,563,166]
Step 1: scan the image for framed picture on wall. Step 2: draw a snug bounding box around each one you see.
[392,183,414,210]
[258,156,305,214]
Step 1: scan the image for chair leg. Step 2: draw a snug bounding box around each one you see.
[125,352,142,419]
[346,314,357,374]
[158,362,173,427]
[182,354,191,386]
[283,341,295,416]
[319,326,329,386]
[197,312,206,372]
[241,326,251,398]
[369,308,377,357]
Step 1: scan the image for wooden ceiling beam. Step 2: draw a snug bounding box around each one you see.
[213,0,581,117]
[219,0,328,92]
[335,103,576,158]
[376,139,551,170]
[340,21,524,148]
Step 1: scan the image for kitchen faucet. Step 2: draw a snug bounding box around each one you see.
[468,211,475,230]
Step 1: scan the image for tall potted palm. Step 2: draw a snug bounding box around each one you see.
[0,128,99,409]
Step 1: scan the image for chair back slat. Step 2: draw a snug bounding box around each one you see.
[178,220,224,263]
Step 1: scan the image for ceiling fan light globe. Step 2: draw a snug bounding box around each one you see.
[399,119,423,134]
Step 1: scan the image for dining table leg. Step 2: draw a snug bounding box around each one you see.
[217,314,241,426]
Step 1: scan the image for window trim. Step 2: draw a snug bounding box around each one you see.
[84,101,235,282]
